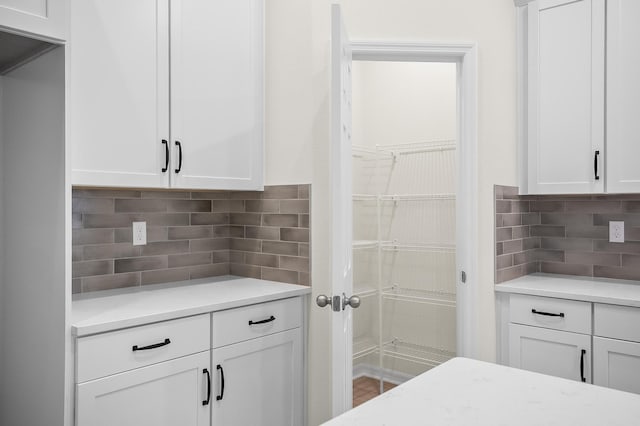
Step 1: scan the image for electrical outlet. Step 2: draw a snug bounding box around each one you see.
[132,221,147,246]
[609,221,624,243]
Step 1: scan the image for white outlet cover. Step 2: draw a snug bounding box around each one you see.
[609,221,624,243]
[132,221,147,246]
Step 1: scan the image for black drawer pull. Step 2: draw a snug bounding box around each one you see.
[248,315,276,326]
[531,309,564,318]
[132,338,171,352]
[216,364,225,401]
[203,368,211,406]
[594,150,600,180]
[580,349,586,382]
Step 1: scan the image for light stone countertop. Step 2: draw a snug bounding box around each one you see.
[72,275,311,337]
[324,357,640,426]
[495,273,640,307]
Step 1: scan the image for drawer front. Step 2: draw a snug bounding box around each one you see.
[510,294,592,334]
[594,303,640,342]
[212,297,302,348]
[77,314,210,383]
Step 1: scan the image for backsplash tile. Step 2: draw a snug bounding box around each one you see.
[72,185,311,293]
[495,184,640,283]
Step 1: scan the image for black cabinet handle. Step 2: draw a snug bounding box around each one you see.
[594,150,600,180]
[531,309,564,318]
[202,368,211,406]
[175,141,183,173]
[162,140,169,172]
[580,349,586,382]
[248,315,276,326]
[132,338,171,352]
[216,364,225,401]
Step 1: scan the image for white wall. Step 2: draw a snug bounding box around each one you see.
[352,61,457,148]
[265,1,517,424]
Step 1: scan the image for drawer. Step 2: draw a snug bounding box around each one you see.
[212,297,302,348]
[509,294,591,334]
[77,314,210,383]
[594,303,640,343]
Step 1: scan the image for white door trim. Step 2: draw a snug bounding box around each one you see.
[349,41,479,360]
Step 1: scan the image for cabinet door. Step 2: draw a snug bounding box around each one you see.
[69,0,170,188]
[605,0,640,193]
[211,328,302,426]
[527,0,605,194]
[593,336,640,394]
[0,0,66,41]
[170,0,264,190]
[76,351,210,426]
[509,323,591,383]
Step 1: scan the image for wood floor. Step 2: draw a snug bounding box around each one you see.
[352,376,398,407]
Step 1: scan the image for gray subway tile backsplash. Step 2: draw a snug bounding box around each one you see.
[72,185,311,293]
[495,184,640,283]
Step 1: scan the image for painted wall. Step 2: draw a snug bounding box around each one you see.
[265,1,517,424]
[352,61,457,148]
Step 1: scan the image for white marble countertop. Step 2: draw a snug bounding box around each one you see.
[325,357,640,426]
[495,273,640,307]
[72,275,311,337]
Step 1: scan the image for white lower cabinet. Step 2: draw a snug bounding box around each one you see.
[211,328,303,426]
[77,351,211,426]
[509,323,591,383]
[593,336,640,394]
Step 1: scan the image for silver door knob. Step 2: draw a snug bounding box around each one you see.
[316,294,331,308]
[343,294,361,309]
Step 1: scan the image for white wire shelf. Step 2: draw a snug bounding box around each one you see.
[353,193,455,202]
[382,339,456,368]
[381,285,456,307]
[353,240,382,250]
[381,242,456,253]
[352,140,456,160]
[353,337,379,359]
[354,285,378,298]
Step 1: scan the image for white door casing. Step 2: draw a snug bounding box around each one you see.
[330,3,353,416]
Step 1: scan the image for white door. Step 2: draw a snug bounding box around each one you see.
[170,0,263,190]
[593,336,640,394]
[605,0,640,193]
[527,0,605,194]
[329,4,355,416]
[69,0,170,188]
[211,329,303,426]
[0,0,66,41]
[509,324,591,383]
[76,351,211,426]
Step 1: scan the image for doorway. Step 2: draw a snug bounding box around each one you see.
[350,60,458,406]
[325,4,478,418]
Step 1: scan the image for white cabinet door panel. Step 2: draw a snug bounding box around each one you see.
[509,323,591,383]
[69,0,170,188]
[76,351,210,426]
[527,0,604,194]
[593,336,640,394]
[211,328,302,426]
[0,0,66,40]
[606,0,640,193]
[170,0,263,190]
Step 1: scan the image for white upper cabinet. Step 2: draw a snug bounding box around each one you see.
[69,0,170,188]
[170,0,263,190]
[526,0,605,194]
[69,0,264,190]
[605,0,640,193]
[0,0,66,41]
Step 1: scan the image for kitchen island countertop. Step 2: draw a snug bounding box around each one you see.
[325,357,640,425]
